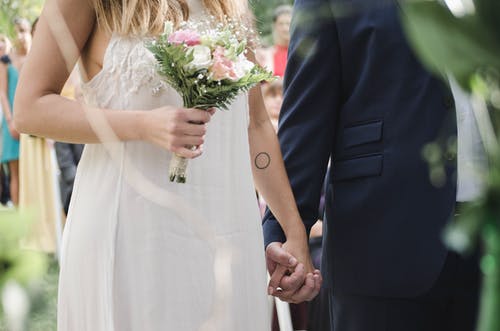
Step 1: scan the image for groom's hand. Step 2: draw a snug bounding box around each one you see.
[266,242,322,303]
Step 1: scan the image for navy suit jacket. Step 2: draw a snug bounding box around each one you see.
[263,0,458,298]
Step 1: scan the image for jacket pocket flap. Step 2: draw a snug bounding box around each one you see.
[343,120,383,149]
[333,154,383,181]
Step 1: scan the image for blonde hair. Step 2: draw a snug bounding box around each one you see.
[92,0,249,36]
[0,34,12,55]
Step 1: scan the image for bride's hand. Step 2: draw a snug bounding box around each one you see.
[141,106,215,158]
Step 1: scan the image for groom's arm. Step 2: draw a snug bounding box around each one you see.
[263,0,341,246]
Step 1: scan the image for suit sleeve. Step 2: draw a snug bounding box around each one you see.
[263,0,341,247]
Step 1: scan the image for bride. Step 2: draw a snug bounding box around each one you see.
[14,0,321,330]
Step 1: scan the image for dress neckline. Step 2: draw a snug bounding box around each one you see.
[80,34,119,89]
[80,0,205,88]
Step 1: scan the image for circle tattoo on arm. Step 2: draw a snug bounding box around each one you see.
[255,152,271,170]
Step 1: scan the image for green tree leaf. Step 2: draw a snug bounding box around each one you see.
[400,1,500,89]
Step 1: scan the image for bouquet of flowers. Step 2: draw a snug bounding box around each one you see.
[146,19,274,183]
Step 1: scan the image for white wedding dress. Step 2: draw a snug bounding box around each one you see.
[57,2,270,330]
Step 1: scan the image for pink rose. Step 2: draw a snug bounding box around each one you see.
[168,29,201,46]
[210,46,239,81]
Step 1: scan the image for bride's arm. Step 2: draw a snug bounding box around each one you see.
[14,0,211,159]
[248,83,322,301]
[248,86,306,244]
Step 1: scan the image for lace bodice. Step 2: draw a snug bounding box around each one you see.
[81,36,169,108]
[80,0,206,108]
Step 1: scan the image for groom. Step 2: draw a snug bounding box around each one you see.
[263,0,482,330]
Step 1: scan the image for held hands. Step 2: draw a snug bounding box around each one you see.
[141,106,215,158]
[266,241,322,304]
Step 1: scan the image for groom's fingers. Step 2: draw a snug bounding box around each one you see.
[279,262,306,291]
[275,276,310,303]
[265,242,298,269]
[276,273,319,304]
[272,263,307,300]
[312,270,323,296]
[291,273,319,303]
[274,268,324,303]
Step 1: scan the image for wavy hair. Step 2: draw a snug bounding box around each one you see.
[91,0,249,36]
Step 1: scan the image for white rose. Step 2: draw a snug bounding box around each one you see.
[233,55,255,79]
[186,45,212,70]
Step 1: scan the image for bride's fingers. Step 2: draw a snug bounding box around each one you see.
[183,122,207,137]
[183,108,212,124]
[268,264,288,295]
[171,145,203,159]
[178,135,205,147]
[207,108,216,116]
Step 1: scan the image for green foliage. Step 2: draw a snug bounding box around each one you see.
[444,163,500,331]
[400,0,500,90]
[475,0,500,40]
[478,221,500,331]
[0,260,59,331]
[0,211,48,288]
[0,210,49,330]
[0,0,42,38]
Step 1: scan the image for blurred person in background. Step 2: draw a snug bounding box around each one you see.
[257,5,292,78]
[11,18,32,71]
[0,100,6,205]
[0,34,9,205]
[262,78,283,132]
[0,33,20,206]
[18,17,61,254]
